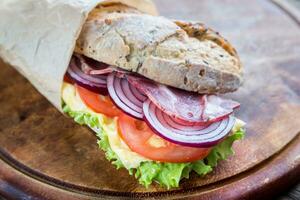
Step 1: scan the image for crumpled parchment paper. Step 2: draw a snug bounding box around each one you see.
[0,0,157,110]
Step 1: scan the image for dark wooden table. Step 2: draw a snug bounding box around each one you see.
[1,0,300,199]
[273,1,300,199]
[279,183,300,200]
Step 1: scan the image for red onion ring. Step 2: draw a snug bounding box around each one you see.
[67,56,108,95]
[143,99,235,148]
[107,73,147,119]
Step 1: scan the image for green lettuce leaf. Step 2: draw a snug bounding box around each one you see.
[63,104,245,189]
[205,130,244,167]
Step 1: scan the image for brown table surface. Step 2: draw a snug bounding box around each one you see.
[1,0,300,200]
[273,1,300,199]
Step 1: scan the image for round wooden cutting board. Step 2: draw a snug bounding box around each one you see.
[1,0,300,199]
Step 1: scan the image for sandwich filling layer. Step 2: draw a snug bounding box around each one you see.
[62,83,245,188]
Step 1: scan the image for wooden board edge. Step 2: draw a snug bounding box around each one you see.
[272,0,300,25]
[174,133,300,200]
[0,133,299,200]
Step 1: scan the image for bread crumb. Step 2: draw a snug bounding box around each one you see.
[105,19,112,25]
[199,69,205,77]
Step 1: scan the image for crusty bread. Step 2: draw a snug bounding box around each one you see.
[75,4,243,94]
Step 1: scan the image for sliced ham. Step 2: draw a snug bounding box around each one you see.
[203,95,240,123]
[89,65,130,76]
[89,67,115,75]
[73,54,110,74]
[89,66,131,75]
[126,75,239,124]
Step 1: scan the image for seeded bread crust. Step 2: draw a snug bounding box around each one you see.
[75,4,243,94]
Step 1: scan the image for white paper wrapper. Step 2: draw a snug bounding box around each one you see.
[0,0,157,111]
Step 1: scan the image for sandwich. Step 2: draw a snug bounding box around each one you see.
[61,3,245,189]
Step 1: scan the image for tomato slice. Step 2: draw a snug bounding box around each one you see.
[64,74,74,84]
[117,113,211,163]
[76,84,121,117]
